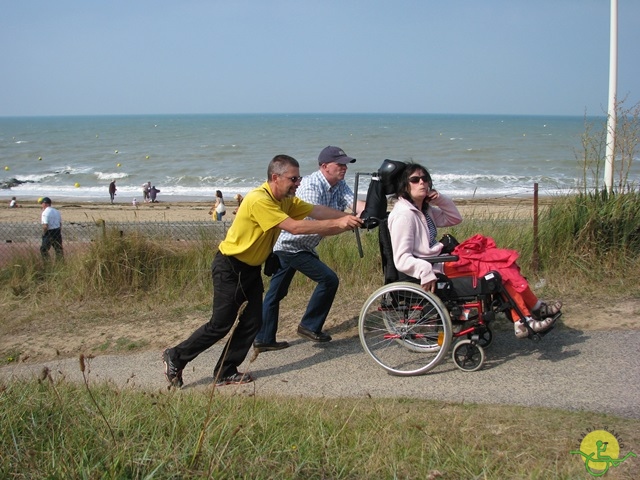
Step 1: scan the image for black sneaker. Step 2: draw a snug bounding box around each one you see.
[297,325,332,342]
[253,340,290,353]
[215,372,254,387]
[162,349,184,389]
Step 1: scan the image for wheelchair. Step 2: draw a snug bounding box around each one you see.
[355,160,557,375]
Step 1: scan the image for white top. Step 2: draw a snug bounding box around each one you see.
[41,206,62,229]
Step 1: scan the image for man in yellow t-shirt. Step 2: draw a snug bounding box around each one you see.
[163,154,363,388]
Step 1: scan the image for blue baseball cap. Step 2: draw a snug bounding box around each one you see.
[318,146,356,165]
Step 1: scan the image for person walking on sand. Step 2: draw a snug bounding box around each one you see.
[209,190,226,221]
[142,181,151,203]
[39,197,63,261]
[162,154,363,389]
[109,180,117,204]
[255,146,366,351]
[149,185,160,203]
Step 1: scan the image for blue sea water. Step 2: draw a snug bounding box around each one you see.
[0,113,633,203]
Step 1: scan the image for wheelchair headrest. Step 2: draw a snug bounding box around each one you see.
[377,159,408,195]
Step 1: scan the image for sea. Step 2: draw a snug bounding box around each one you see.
[1,113,634,203]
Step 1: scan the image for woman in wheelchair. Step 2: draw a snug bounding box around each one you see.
[387,162,562,338]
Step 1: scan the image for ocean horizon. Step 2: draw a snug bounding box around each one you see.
[1,112,631,204]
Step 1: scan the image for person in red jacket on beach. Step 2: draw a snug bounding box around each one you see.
[387,162,562,339]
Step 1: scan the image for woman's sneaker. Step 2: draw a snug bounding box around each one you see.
[532,300,562,320]
[514,319,529,339]
[529,316,557,333]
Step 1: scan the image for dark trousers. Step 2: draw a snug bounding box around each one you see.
[257,250,338,343]
[40,228,63,260]
[172,252,264,378]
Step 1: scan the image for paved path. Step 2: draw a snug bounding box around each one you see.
[1,328,638,419]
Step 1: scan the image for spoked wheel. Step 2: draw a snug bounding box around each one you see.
[469,327,493,348]
[359,282,453,376]
[452,339,485,372]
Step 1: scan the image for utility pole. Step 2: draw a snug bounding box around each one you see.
[604,0,618,191]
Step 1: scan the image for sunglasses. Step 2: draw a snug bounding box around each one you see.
[279,175,303,183]
[408,175,431,184]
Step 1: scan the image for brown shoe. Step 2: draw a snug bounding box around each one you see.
[253,341,290,353]
[297,325,332,342]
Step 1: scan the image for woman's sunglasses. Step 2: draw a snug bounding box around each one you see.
[408,175,431,184]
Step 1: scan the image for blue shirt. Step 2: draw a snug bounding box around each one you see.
[274,169,355,254]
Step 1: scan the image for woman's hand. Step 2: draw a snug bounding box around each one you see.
[421,280,436,293]
[426,189,440,202]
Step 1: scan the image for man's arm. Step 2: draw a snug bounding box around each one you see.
[278,214,362,236]
[308,204,350,220]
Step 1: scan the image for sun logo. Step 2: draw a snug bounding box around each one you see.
[570,429,636,477]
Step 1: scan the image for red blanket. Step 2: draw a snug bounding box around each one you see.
[448,234,529,292]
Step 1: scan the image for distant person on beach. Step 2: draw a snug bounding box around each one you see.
[149,185,160,203]
[142,181,151,202]
[209,190,226,221]
[162,154,363,389]
[132,198,138,209]
[39,197,63,261]
[9,196,21,208]
[255,146,366,351]
[232,193,243,215]
[387,162,562,339]
[109,180,117,204]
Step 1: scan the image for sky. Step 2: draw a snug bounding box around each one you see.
[2,0,638,117]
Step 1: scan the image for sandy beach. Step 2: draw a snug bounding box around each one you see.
[0,196,550,224]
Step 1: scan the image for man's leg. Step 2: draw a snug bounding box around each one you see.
[51,229,63,260]
[256,254,296,344]
[40,234,51,260]
[213,259,264,378]
[171,254,256,366]
[285,251,339,334]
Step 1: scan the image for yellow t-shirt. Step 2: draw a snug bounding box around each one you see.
[218,182,314,266]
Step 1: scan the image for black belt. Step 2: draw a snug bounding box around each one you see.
[217,251,259,271]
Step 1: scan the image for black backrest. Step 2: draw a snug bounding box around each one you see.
[359,176,387,229]
[378,218,400,285]
[359,159,408,230]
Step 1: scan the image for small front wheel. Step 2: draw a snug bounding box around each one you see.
[452,339,485,372]
[469,327,493,349]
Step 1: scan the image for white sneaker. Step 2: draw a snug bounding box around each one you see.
[529,316,556,333]
[514,319,529,339]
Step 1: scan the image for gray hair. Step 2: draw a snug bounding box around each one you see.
[267,155,299,180]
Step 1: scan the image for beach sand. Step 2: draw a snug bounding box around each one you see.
[0,196,551,224]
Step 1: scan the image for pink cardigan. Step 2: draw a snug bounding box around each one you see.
[388,196,462,285]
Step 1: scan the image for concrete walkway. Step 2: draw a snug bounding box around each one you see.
[1,328,638,419]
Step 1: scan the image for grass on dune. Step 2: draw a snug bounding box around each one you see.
[1,377,638,479]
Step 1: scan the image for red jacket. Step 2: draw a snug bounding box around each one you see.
[448,234,529,292]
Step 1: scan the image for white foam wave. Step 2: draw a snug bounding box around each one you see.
[95,171,129,180]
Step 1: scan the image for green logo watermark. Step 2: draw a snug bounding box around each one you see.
[570,428,636,477]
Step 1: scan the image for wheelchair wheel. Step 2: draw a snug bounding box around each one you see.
[468,327,493,348]
[359,282,453,376]
[452,339,485,372]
